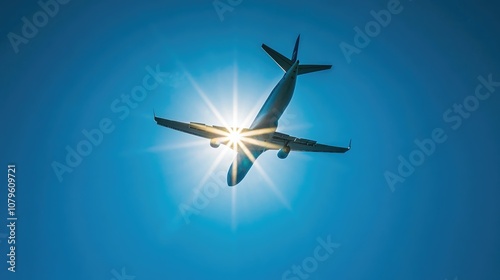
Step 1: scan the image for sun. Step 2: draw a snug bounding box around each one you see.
[228,129,242,144]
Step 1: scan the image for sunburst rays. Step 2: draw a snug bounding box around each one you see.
[156,61,292,230]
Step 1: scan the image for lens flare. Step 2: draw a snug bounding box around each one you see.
[153,61,291,231]
[229,130,242,144]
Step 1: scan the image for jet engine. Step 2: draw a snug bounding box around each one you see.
[210,139,220,148]
[277,145,291,159]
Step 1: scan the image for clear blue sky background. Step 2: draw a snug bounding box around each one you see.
[1,0,499,279]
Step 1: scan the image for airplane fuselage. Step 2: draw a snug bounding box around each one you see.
[225,61,300,185]
[250,60,300,133]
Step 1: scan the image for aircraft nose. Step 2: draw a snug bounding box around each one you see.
[227,176,237,187]
[227,166,244,186]
[226,151,259,186]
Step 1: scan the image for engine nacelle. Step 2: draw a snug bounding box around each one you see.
[210,139,220,148]
[277,146,291,159]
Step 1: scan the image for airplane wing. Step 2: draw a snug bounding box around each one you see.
[154,115,228,140]
[269,131,351,153]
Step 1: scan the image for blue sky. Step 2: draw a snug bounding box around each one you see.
[1,0,499,279]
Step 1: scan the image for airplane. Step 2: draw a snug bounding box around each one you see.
[154,35,351,186]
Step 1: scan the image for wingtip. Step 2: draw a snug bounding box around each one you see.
[348,139,352,150]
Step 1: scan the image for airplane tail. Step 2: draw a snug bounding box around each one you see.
[261,35,332,75]
[291,34,300,63]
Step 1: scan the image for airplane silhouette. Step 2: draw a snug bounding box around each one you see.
[155,35,350,186]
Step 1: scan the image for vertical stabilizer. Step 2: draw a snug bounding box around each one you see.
[291,34,300,63]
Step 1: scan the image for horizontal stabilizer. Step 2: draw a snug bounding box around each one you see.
[262,37,333,75]
[298,64,332,75]
[262,44,293,72]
